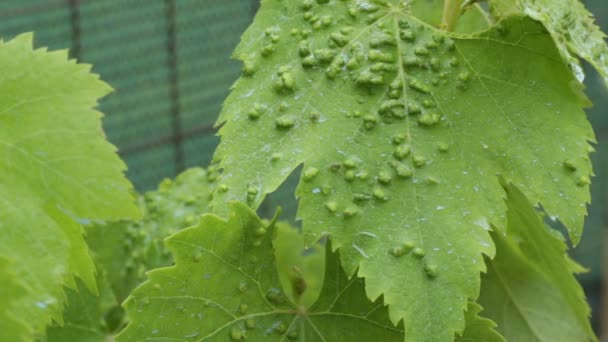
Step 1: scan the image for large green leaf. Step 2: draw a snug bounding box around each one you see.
[478,182,597,342]
[490,0,608,86]
[0,257,31,342]
[118,202,403,341]
[0,33,139,335]
[209,1,594,340]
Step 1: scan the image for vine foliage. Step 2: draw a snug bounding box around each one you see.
[0,1,605,341]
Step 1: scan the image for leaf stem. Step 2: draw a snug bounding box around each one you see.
[441,0,464,32]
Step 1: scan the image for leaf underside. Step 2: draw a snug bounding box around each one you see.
[478,182,597,342]
[491,0,608,87]
[118,202,404,341]
[0,34,139,336]
[209,1,594,340]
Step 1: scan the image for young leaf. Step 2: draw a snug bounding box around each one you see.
[45,168,217,339]
[490,0,608,86]
[455,302,505,342]
[87,167,216,302]
[478,182,597,342]
[273,222,326,308]
[46,275,119,342]
[117,202,403,341]
[0,33,139,334]
[210,1,594,340]
[0,257,31,342]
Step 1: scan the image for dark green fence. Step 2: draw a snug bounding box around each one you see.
[1,0,606,337]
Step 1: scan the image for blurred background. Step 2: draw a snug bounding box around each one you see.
[0,0,605,338]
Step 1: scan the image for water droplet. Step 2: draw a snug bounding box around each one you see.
[438,142,449,152]
[238,282,248,293]
[245,318,256,329]
[239,303,249,314]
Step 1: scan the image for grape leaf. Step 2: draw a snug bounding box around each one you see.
[117,202,403,341]
[87,167,216,303]
[209,1,594,340]
[45,168,216,340]
[0,33,139,335]
[478,182,597,342]
[0,257,31,342]
[46,275,119,342]
[490,0,608,86]
[455,302,504,342]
